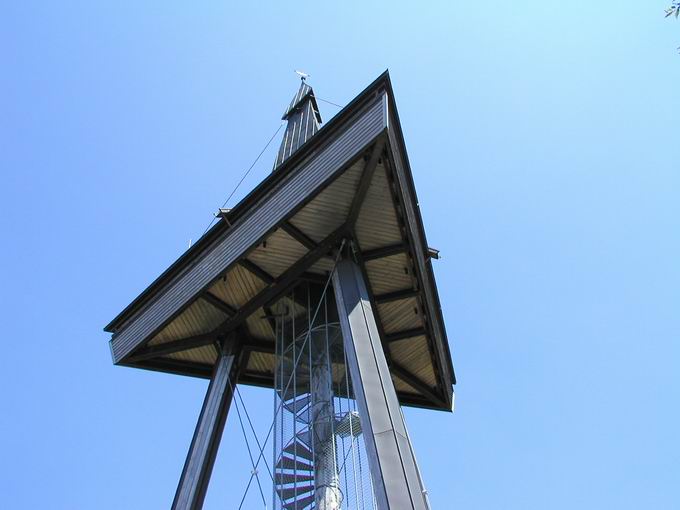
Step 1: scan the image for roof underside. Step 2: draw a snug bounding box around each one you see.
[105,72,454,411]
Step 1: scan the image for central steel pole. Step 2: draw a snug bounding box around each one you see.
[310,325,342,510]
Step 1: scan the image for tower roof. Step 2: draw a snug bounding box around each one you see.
[104,71,455,411]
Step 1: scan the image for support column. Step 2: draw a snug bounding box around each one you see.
[332,258,428,510]
[172,345,239,510]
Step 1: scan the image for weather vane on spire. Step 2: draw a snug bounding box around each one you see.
[294,69,310,81]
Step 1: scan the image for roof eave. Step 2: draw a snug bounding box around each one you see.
[382,80,456,392]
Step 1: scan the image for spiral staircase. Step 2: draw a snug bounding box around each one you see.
[274,385,363,510]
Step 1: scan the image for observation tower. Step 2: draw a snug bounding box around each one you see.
[105,71,455,510]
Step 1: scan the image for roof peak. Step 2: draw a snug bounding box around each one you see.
[274,81,323,170]
[282,81,322,122]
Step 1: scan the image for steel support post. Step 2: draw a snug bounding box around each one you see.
[332,258,428,510]
[172,346,239,510]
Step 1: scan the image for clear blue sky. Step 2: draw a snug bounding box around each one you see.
[2,2,679,508]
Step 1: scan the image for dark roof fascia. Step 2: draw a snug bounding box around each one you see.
[383,78,456,394]
[105,71,391,333]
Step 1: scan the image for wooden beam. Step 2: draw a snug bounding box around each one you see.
[242,337,276,355]
[361,243,407,261]
[390,362,446,408]
[125,358,213,379]
[280,221,317,250]
[262,305,278,338]
[126,333,217,363]
[373,288,419,304]
[299,272,329,284]
[346,139,386,227]
[210,225,348,338]
[201,292,237,316]
[385,327,427,343]
[239,259,274,285]
[238,350,252,379]
[238,371,276,389]
[127,328,275,365]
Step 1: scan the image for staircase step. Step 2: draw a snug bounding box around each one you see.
[276,456,313,472]
[283,441,314,462]
[284,494,314,510]
[274,472,314,486]
[335,410,362,438]
[276,380,311,402]
[278,484,314,500]
[283,395,311,415]
[296,430,312,448]
[295,408,311,424]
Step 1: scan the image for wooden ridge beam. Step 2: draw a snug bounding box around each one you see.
[242,337,276,355]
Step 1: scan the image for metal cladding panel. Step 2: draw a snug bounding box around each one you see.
[147,298,228,347]
[247,228,307,278]
[110,95,387,363]
[208,264,266,308]
[377,297,423,335]
[364,253,413,295]
[355,164,403,251]
[289,160,364,243]
[389,336,437,388]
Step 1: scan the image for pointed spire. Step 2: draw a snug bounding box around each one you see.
[273,80,322,170]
